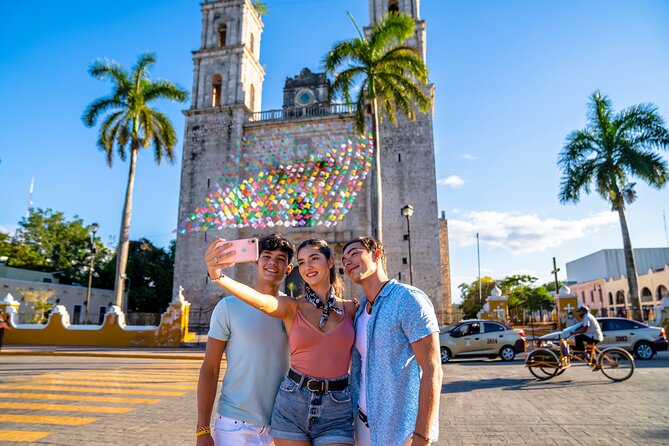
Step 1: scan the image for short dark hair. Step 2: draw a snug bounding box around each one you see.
[343,236,387,272]
[258,234,295,263]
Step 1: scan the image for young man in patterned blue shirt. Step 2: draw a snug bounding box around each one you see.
[342,236,442,446]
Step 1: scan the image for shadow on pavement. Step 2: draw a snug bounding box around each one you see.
[442,375,618,393]
[442,377,531,393]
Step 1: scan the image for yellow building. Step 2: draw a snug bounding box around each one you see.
[478,285,509,322]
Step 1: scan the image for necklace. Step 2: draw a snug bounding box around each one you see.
[366,280,390,314]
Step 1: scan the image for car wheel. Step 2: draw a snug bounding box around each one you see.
[634,341,654,360]
[499,345,515,361]
[441,347,451,364]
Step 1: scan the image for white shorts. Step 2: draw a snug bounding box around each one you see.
[213,415,274,446]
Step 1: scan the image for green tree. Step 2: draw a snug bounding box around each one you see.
[558,91,669,321]
[459,277,496,319]
[82,53,187,310]
[97,238,175,313]
[324,12,431,242]
[251,0,269,16]
[16,289,55,324]
[3,209,110,286]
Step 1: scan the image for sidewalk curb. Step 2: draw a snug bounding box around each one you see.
[0,351,205,361]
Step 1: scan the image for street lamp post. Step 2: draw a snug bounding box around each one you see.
[401,204,414,285]
[85,223,99,324]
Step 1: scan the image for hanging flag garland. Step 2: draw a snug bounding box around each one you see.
[179,121,373,232]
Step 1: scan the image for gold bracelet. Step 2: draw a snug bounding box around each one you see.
[413,431,430,443]
[196,425,211,437]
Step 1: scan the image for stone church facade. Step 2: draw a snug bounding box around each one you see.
[173,0,452,326]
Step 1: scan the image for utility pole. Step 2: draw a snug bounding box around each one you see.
[551,257,561,329]
[477,233,482,308]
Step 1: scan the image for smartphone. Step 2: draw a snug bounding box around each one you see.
[216,238,259,263]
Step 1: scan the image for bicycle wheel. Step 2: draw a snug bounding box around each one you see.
[526,349,560,380]
[597,347,634,382]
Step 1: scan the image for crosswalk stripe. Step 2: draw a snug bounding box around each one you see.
[0,430,52,442]
[0,414,96,426]
[8,379,196,390]
[0,392,160,404]
[34,373,197,383]
[0,385,185,397]
[0,402,134,414]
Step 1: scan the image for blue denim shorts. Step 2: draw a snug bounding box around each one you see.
[270,373,354,446]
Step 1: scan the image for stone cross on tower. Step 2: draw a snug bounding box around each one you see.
[493,307,506,320]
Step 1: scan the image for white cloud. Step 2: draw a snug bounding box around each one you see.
[0,224,17,235]
[438,175,465,188]
[461,154,477,160]
[447,210,618,253]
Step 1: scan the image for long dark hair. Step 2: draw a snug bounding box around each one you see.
[297,239,344,299]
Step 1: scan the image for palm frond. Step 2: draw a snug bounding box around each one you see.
[88,59,130,87]
[323,39,366,73]
[131,53,157,87]
[82,96,126,127]
[368,12,414,54]
[142,80,188,103]
[331,66,366,104]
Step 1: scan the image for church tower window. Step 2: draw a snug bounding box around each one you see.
[212,75,222,107]
[388,0,400,13]
[249,84,255,110]
[218,24,227,47]
[249,33,255,55]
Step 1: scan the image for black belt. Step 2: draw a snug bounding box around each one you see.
[357,408,369,428]
[287,369,348,392]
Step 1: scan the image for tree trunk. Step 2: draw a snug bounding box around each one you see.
[616,205,643,321]
[113,145,138,311]
[370,96,383,242]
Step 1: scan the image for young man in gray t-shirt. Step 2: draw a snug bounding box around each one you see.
[196,234,295,446]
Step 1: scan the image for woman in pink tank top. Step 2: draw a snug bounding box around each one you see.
[206,238,357,446]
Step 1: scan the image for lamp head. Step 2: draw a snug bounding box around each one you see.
[91,223,99,234]
[401,204,414,218]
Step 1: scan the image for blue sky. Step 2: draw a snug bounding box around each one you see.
[1,0,668,303]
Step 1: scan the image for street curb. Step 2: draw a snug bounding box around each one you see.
[0,351,205,361]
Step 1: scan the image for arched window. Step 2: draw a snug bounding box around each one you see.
[212,75,222,107]
[388,0,400,13]
[249,33,255,55]
[608,292,614,306]
[641,287,653,302]
[218,23,227,47]
[658,285,669,300]
[249,84,255,110]
[615,290,625,305]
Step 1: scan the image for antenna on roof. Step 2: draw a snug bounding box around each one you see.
[26,177,34,218]
[662,210,669,248]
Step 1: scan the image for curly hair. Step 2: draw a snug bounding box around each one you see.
[258,234,296,263]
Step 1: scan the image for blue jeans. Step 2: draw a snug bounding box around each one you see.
[270,374,354,446]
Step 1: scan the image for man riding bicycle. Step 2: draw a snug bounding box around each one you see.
[572,305,603,356]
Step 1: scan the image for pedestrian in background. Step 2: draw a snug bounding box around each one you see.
[0,309,12,351]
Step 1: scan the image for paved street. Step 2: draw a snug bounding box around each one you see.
[0,351,668,445]
[440,352,669,445]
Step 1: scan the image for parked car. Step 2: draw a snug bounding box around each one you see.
[598,317,668,360]
[537,317,668,360]
[439,320,526,363]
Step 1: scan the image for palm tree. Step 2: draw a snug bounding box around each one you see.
[323,12,431,242]
[82,53,187,310]
[558,91,669,321]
